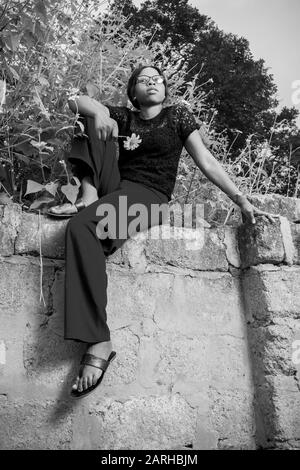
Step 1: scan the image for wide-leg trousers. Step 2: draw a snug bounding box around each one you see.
[64,116,169,343]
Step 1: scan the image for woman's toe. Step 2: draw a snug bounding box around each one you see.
[50,203,76,214]
[49,206,60,213]
[92,374,98,386]
[77,378,83,392]
[87,375,94,388]
[72,376,80,390]
[82,377,89,391]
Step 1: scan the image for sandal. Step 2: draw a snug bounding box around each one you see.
[46,198,86,218]
[70,351,117,399]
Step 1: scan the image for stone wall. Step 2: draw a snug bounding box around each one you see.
[0,194,299,450]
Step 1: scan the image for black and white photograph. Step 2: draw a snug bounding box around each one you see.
[0,0,299,453]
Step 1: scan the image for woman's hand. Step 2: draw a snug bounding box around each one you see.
[235,194,280,224]
[94,113,119,141]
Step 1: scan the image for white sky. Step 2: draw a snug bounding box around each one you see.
[132,0,300,127]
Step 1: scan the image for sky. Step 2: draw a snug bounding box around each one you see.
[132,0,300,127]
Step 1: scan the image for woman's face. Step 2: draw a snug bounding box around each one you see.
[134,67,166,108]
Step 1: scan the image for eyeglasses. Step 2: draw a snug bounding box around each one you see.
[136,75,164,85]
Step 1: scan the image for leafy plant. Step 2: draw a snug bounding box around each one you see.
[0,0,299,216]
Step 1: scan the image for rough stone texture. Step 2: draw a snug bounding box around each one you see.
[0,203,22,256]
[210,389,256,449]
[242,265,300,448]
[145,226,228,271]
[291,222,300,264]
[0,398,73,449]
[87,395,199,450]
[15,212,67,259]
[0,256,54,377]
[242,265,300,324]
[1,196,300,449]
[248,194,300,223]
[238,218,285,268]
[223,226,241,268]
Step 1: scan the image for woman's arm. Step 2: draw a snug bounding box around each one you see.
[68,95,118,140]
[184,130,278,224]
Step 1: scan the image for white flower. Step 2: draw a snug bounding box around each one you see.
[30,140,54,153]
[123,133,142,151]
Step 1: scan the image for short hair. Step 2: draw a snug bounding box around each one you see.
[127,64,168,110]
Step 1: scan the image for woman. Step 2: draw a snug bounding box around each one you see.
[49,65,277,398]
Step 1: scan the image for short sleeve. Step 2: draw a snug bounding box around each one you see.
[105,105,130,130]
[175,104,201,143]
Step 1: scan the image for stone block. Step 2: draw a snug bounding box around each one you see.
[0,255,54,313]
[210,389,256,449]
[0,203,22,256]
[145,226,228,271]
[150,332,211,389]
[121,231,148,272]
[248,194,300,222]
[88,395,199,450]
[291,222,300,264]
[247,319,300,378]
[256,375,300,446]
[208,335,253,391]
[0,398,72,449]
[243,266,300,324]
[272,375,300,440]
[107,268,245,339]
[15,212,67,259]
[238,218,284,268]
[224,226,241,267]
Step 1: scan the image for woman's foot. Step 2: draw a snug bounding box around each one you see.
[48,202,78,215]
[72,340,113,393]
[48,195,98,216]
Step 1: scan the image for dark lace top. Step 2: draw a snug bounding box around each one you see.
[105,104,201,201]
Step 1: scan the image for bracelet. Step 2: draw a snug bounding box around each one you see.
[232,193,248,205]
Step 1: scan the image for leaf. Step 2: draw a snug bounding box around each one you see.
[38,76,50,87]
[86,82,99,98]
[24,179,45,196]
[16,142,35,156]
[7,66,20,81]
[21,15,35,34]
[30,139,48,151]
[5,33,21,52]
[44,181,59,196]
[23,30,35,48]
[46,138,64,147]
[35,0,47,21]
[15,153,31,164]
[33,87,50,120]
[34,20,45,42]
[61,183,80,205]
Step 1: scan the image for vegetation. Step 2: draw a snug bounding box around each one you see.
[0,0,299,213]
